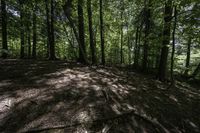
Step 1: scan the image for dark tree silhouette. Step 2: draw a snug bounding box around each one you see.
[1,0,8,58]
[48,0,56,60]
[78,0,87,63]
[32,1,37,59]
[19,0,25,59]
[100,0,105,65]
[158,0,173,81]
[87,0,96,64]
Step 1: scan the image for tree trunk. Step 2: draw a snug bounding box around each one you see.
[127,27,131,65]
[120,27,123,64]
[158,0,172,81]
[27,24,31,58]
[192,63,200,78]
[120,8,123,65]
[87,0,96,64]
[100,0,105,65]
[78,0,87,63]
[134,25,142,68]
[170,5,177,84]
[184,37,192,76]
[134,26,139,67]
[142,0,151,71]
[45,0,50,58]
[63,0,87,63]
[49,0,56,60]
[32,1,37,59]
[1,0,8,58]
[19,0,25,59]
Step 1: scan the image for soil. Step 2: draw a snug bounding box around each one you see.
[0,59,199,133]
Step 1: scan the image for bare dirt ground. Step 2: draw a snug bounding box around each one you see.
[0,59,199,133]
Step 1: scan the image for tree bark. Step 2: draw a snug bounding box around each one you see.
[32,1,37,59]
[127,27,131,65]
[191,63,200,78]
[27,23,31,58]
[87,0,96,64]
[49,0,56,60]
[134,25,142,68]
[120,8,123,64]
[100,0,105,65]
[142,0,151,71]
[1,0,8,58]
[158,0,173,81]
[78,0,87,63]
[45,0,50,58]
[170,5,177,85]
[134,26,139,67]
[19,0,25,59]
[184,37,192,76]
[63,0,87,63]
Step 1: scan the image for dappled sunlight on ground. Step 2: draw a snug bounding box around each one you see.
[0,60,199,133]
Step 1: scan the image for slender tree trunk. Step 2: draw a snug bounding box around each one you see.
[134,26,139,67]
[32,1,37,58]
[45,0,50,58]
[63,0,87,63]
[100,0,105,65]
[49,0,56,60]
[155,51,160,69]
[170,5,177,85]
[127,27,131,65]
[19,0,25,59]
[142,0,151,71]
[27,24,31,58]
[78,0,87,63]
[0,0,1,45]
[184,37,192,76]
[192,63,200,78]
[1,0,8,58]
[120,26,123,64]
[120,9,123,64]
[134,25,142,68]
[158,0,173,81]
[87,0,96,64]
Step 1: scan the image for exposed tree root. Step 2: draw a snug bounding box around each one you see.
[24,109,170,133]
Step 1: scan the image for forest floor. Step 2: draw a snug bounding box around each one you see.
[0,59,199,133]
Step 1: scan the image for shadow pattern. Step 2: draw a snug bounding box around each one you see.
[0,59,199,133]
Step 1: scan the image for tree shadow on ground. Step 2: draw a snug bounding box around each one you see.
[0,59,199,133]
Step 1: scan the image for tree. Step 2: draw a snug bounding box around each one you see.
[184,37,192,76]
[48,0,56,60]
[32,1,37,59]
[100,0,105,65]
[45,0,51,58]
[158,0,173,81]
[170,5,177,85]
[19,0,25,59]
[1,0,8,58]
[120,2,124,64]
[142,0,151,71]
[87,0,96,64]
[134,26,139,67]
[27,21,31,58]
[63,0,87,63]
[134,22,142,68]
[0,0,199,83]
[78,0,87,63]
[192,62,200,78]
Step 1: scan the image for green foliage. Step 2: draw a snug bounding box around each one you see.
[1,0,200,78]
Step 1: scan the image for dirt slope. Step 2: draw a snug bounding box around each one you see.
[0,60,199,133]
